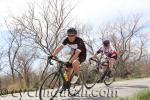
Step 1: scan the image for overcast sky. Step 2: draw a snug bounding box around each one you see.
[0,0,150,24]
[0,0,150,48]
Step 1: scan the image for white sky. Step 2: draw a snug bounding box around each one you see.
[0,0,150,46]
[0,0,150,24]
[77,0,150,22]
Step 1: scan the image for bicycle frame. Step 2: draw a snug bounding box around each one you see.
[39,57,84,100]
[49,58,74,85]
[89,58,110,80]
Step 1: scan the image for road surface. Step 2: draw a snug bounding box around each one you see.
[0,78,150,100]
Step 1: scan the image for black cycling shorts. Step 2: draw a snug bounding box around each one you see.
[67,53,86,68]
[78,54,86,63]
[108,54,118,60]
[111,55,117,60]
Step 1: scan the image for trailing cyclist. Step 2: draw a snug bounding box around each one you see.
[90,40,118,79]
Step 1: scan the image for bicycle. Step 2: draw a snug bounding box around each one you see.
[39,57,84,100]
[84,56,116,89]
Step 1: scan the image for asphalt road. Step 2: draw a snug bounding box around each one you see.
[0,78,150,100]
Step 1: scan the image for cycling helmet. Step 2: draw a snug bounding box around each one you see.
[67,28,77,35]
[103,40,110,47]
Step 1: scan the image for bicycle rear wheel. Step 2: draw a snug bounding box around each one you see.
[103,67,116,86]
[84,69,100,89]
[39,72,62,100]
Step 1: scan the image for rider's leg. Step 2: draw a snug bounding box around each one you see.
[99,65,104,73]
[107,58,116,77]
[72,59,80,75]
[70,54,86,84]
[109,58,116,70]
[97,61,108,83]
[70,59,80,84]
[65,59,80,81]
[100,61,109,72]
[66,68,73,81]
[108,54,117,70]
[60,68,72,91]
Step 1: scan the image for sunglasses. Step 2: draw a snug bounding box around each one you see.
[104,44,110,47]
[68,34,75,37]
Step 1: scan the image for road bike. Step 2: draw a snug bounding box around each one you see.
[39,57,84,100]
[84,56,116,89]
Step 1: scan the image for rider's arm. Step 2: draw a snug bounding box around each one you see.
[92,52,98,59]
[52,37,68,56]
[52,44,64,56]
[69,49,81,63]
[111,50,117,56]
[108,48,117,58]
[92,47,103,59]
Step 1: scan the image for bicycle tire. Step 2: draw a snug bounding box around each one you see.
[39,72,61,100]
[84,69,100,89]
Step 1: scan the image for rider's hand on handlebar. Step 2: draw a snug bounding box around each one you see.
[47,55,55,64]
[105,56,109,59]
[89,57,97,64]
[89,57,93,60]
[48,55,54,60]
[65,62,72,68]
[89,57,96,60]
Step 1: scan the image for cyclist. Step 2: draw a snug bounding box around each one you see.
[48,28,86,89]
[90,40,117,77]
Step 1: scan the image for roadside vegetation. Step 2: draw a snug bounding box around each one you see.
[112,89,150,100]
[128,89,150,100]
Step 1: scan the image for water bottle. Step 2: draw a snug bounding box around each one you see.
[64,72,68,81]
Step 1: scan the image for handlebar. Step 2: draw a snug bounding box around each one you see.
[89,58,99,64]
[47,57,65,65]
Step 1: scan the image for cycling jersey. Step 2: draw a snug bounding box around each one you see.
[97,46,117,59]
[62,37,86,53]
[62,37,87,63]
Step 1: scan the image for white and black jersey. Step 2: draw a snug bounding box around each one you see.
[62,37,86,55]
[61,37,87,63]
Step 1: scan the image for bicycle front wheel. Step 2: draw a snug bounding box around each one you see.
[39,72,62,100]
[84,69,100,89]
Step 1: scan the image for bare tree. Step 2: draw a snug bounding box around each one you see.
[13,0,75,54]
[97,15,148,77]
[0,49,4,71]
[5,20,39,88]
[0,49,4,88]
[6,22,23,82]
[15,49,37,88]
[8,0,76,80]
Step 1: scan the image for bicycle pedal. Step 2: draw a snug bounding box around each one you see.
[59,88,66,94]
[59,85,67,93]
[97,79,103,83]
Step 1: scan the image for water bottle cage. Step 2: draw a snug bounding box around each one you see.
[64,72,68,81]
